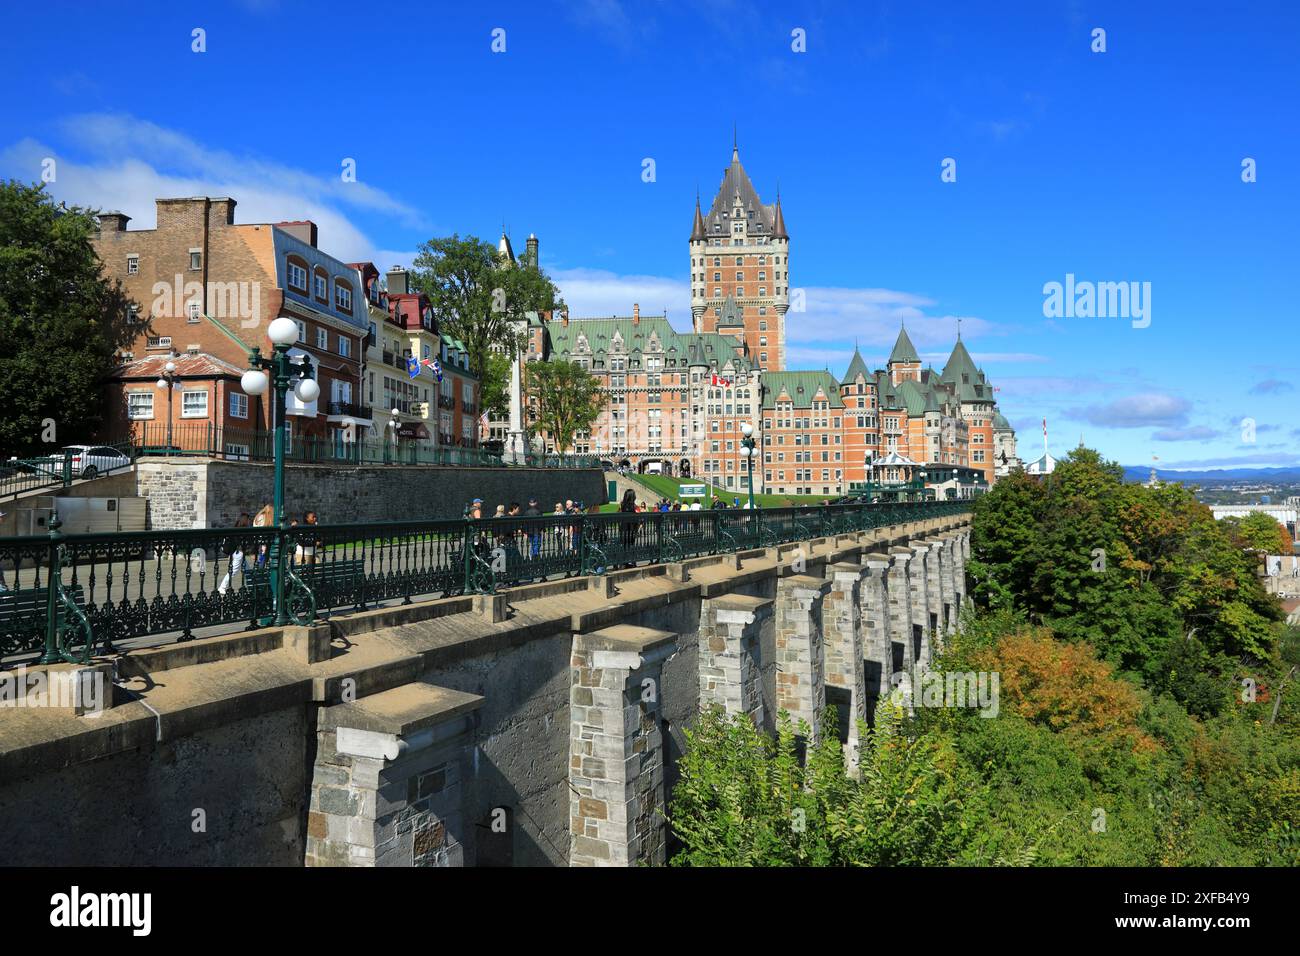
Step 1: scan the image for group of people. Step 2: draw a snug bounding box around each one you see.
[217,507,321,596]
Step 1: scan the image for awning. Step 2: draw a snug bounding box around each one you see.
[397,422,431,439]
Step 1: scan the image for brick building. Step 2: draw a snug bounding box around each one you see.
[92,198,370,455]
[690,142,789,370]
[525,143,1019,495]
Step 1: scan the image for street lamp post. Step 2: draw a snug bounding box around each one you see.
[240,317,319,626]
[739,421,757,510]
[155,359,180,455]
[388,408,401,463]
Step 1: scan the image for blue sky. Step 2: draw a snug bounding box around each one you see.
[2,0,1297,469]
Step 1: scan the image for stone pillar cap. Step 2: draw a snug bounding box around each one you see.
[320,683,483,736]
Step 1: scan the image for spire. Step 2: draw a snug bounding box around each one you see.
[732,123,738,162]
[691,191,707,241]
[772,188,787,239]
[497,229,515,265]
[888,325,920,365]
[840,344,869,385]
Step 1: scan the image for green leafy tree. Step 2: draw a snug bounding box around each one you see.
[1220,511,1294,557]
[480,351,512,422]
[0,181,138,456]
[408,233,564,388]
[525,359,604,453]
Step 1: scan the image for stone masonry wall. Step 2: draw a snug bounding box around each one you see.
[134,458,606,529]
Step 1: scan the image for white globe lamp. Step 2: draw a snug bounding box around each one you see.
[241,369,269,396]
[294,377,320,403]
[267,317,299,347]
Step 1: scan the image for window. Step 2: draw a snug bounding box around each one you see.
[296,319,306,342]
[127,392,154,420]
[338,336,351,358]
[316,327,328,350]
[127,305,140,324]
[287,262,307,291]
[229,392,248,418]
[314,273,328,300]
[188,301,201,322]
[181,390,208,419]
[335,283,353,312]
[127,256,139,275]
[224,443,250,462]
[189,250,202,271]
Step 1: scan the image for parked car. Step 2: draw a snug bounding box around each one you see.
[61,445,132,480]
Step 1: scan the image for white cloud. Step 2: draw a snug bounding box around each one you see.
[550,267,690,320]
[0,114,431,265]
[1067,393,1192,429]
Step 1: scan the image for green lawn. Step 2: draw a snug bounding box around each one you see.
[619,472,829,509]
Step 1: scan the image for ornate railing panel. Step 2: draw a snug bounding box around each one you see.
[0,500,970,665]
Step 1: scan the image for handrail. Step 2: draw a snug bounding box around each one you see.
[0,500,972,663]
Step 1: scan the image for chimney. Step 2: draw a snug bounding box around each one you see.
[210,197,237,226]
[275,220,318,247]
[526,232,539,268]
[387,266,409,295]
[562,309,569,328]
[632,303,640,325]
[98,211,131,232]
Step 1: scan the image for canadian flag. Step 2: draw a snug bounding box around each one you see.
[711,372,732,387]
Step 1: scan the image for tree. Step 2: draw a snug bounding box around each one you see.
[408,234,564,408]
[0,181,137,457]
[525,359,604,453]
[1221,511,1294,557]
[969,627,1157,758]
[479,351,512,422]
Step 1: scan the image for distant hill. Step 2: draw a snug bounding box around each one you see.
[1122,465,1300,483]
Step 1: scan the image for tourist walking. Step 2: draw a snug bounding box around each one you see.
[524,498,543,559]
[619,489,638,567]
[218,513,253,596]
[302,510,320,566]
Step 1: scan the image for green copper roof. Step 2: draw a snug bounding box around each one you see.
[762,370,844,410]
[546,315,750,370]
[940,337,980,384]
[888,326,920,365]
[716,294,744,328]
[841,347,870,384]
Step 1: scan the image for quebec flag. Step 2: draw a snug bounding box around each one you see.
[406,356,420,379]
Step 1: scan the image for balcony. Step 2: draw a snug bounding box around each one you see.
[326,401,373,421]
[437,394,456,411]
[461,402,479,416]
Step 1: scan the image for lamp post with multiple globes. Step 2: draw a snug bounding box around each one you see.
[239,317,320,626]
[155,359,180,455]
[739,421,757,510]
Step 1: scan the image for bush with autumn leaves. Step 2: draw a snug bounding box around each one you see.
[666,449,1300,866]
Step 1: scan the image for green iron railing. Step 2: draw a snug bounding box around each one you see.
[122,422,599,470]
[0,499,971,666]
